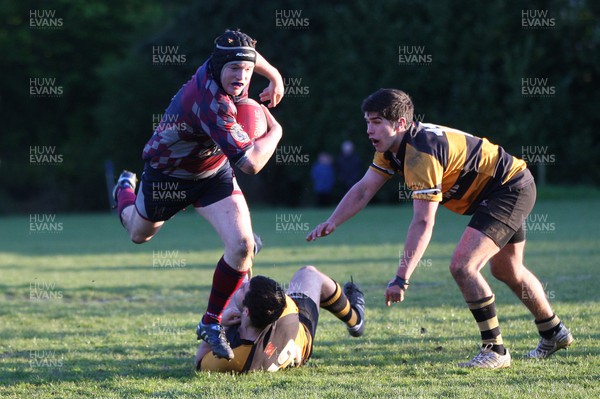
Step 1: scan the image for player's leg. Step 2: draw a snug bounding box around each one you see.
[490,240,553,318]
[450,227,510,368]
[114,170,165,243]
[490,240,573,358]
[119,205,164,243]
[194,188,255,359]
[449,227,500,301]
[453,178,541,368]
[196,193,255,273]
[288,266,364,337]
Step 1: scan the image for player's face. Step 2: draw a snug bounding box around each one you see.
[233,280,250,311]
[364,112,404,153]
[221,61,254,96]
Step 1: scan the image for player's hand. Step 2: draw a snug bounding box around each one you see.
[259,78,284,108]
[221,308,241,326]
[305,221,336,242]
[385,283,406,307]
[260,104,280,130]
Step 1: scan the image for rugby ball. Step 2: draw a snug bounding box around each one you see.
[236,98,267,140]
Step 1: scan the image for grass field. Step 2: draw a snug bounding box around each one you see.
[1,199,599,398]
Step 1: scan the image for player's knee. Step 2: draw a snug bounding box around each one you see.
[449,262,463,279]
[297,265,318,275]
[130,232,152,244]
[449,260,475,281]
[230,236,254,261]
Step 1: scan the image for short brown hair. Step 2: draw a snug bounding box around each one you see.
[361,88,414,123]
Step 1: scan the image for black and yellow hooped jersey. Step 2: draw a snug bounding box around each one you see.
[199,295,311,373]
[370,123,532,214]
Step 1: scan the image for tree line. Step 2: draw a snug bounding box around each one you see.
[1,0,598,213]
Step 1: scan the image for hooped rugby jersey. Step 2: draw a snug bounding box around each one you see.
[370,122,533,215]
[142,60,254,180]
[199,295,312,373]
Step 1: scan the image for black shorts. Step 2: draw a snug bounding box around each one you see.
[135,163,241,222]
[288,293,319,359]
[468,178,536,248]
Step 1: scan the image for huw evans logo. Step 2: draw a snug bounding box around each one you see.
[30,146,63,166]
[521,78,556,97]
[522,281,556,300]
[275,213,310,233]
[29,350,64,368]
[29,214,63,234]
[522,9,556,29]
[30,78,63,97]
[148,318,185,335]
[284,77,310,98]
[29,9,63,29]
[151,182,187,202]
[152,250,187,268]
[152,45,187,66]
[275,146,310,165]
[30,281,63,301]
[521,146,556,165]
[275,10,309,29]
[399,249,433,269]
[398,45,433,66]
[413,113,426,123]
[152,113,187,131]
[523,213,556,233]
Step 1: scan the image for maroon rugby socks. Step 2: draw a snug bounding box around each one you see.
[116,187,136,224]
[202,256,248,324]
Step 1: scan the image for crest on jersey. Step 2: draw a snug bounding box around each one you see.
[230,123,251,143]
[264,342,277,359]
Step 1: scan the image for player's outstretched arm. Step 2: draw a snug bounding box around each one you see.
[306,169,387,241]
[254,52,284,108]
[385,199,438,306]
[237,105,282,175]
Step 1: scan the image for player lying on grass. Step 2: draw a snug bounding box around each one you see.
[194,266,365,372]
[306,88,573,369]
[113,29,283,360]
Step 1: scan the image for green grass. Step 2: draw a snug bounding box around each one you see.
[1,201,599,398]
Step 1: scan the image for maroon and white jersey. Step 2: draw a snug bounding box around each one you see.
[142,60,254,179]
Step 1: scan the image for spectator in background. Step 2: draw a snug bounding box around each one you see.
[336,140,363,192]
[311,152,336,207]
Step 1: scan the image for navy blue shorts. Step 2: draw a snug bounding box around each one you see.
[135,163,241,222]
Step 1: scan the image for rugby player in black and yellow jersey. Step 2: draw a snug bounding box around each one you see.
[306,88,573,369]
[194,266,365,372]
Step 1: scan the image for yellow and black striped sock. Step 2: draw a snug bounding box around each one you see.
[535,314,561,339]
[320,281,359,328]
[467,294,505,355]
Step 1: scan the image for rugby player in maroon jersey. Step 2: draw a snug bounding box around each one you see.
[113,30,283,360]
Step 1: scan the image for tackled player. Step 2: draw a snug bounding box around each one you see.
[195,266,366,372]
